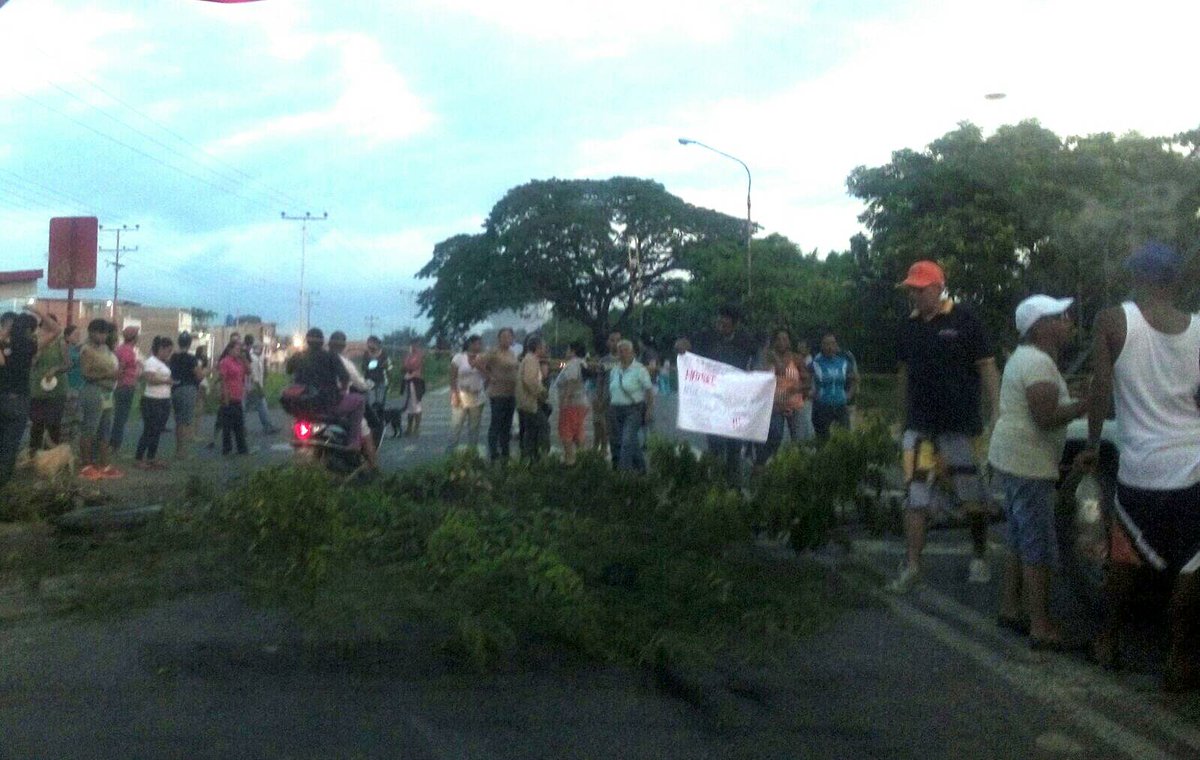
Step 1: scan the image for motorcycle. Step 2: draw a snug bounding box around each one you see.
[288,412,363,474]
[281,384,371,475]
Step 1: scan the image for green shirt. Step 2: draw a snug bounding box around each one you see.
[29,338,68,400]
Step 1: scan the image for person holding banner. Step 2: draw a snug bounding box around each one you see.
[685,304,758,487]
[607,339,655,472]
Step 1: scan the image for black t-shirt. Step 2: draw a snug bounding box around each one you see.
[897,302,993,436]
[0,335,37,396]
[287,348,348,410]
[169,352,200,388]
[693,330,758,371]
[362,351,389,385]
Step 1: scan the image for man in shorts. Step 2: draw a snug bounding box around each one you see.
[1085,242,1200,692]
[888,260,1000,593]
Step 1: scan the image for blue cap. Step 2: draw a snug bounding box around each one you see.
[1125,241,1182,285]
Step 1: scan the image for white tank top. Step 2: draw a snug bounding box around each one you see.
[1113,302,1200,489]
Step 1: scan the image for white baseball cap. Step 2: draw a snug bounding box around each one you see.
[1015,295,1074,337]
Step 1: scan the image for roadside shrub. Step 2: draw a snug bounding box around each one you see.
[210,423,891,671]
[210,466,358,601]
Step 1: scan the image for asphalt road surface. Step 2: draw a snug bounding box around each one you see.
[1,388,1197,758]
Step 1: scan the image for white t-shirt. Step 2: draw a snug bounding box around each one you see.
[988,345,1071,480]
[142,356,173,400]
[555,357,588,408]
[452,352,486,403]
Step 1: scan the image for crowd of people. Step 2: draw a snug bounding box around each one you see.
[0,316,280,486]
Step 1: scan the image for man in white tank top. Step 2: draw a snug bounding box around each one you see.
[1085,241,1200,693]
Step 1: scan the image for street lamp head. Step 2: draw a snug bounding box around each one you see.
[984,92,1007,100]
[678,138,693,146]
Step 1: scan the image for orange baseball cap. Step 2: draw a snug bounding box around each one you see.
[899,260,945,288]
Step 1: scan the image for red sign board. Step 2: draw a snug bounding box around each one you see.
[48,216,98,289]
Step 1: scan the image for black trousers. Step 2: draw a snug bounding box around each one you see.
[136,397,171,461]
[219,402,247,454]
[518,408,549,463]
[487,395,516,461]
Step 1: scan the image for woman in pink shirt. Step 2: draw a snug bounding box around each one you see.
[218,342,248,455]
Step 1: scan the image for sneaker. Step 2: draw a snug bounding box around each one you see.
[968,557,992,584]
[886,565,922,594]
[99,465,125,480]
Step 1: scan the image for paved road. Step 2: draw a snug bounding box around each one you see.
[3,389,1197,758]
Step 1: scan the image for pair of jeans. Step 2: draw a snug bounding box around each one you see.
[0,393,30,489]
[755,411,801,465]
[244,388,274,432]
[707,435,744,488]
[109,385,136,451]
[813,403,850,441]
[218,402,247,454]
[136,397,171,461]
[487,395,516,461]
[607,403,646,472]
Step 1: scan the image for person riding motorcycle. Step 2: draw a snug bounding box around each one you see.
[284,327,369,466]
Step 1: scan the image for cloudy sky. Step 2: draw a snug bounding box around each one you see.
[0,0,1196,338]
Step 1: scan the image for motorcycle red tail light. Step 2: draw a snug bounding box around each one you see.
[294,421,313,440]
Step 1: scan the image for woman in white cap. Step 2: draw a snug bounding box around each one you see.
[988,294,1086,651]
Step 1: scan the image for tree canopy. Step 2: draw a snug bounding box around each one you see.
[417,177,746,348]
[847,120,1200,366]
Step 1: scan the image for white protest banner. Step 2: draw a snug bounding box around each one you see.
[676,352,776,442]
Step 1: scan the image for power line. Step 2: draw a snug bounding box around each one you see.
[0,169,99,214]
[12,88,290,215]
[34,76,303,213]
[22,43,311,210]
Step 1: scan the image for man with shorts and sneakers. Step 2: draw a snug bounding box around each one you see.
[889,260,1001,593]
[1084,241,1200,692]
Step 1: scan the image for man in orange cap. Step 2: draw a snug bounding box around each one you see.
[888,260,1000,593]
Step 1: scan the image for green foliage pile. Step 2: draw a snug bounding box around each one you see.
[206,425,894,671]
[0,479,108,523]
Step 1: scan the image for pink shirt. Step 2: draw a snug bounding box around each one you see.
[219,355,247,403]
[404,349,424,379]
[115,343,140,388]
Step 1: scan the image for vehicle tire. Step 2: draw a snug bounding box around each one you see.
[1055,469,1115,613]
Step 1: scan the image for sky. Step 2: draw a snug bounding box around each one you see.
[0,0,1197,338]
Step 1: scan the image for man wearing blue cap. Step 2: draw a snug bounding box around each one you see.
[1085,241,1200,692]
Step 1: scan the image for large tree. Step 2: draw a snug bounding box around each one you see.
[847,120,1200,364]
[417,177,746,348]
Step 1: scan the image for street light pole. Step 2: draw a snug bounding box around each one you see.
[678,138,753,299]
[281,211,328,336]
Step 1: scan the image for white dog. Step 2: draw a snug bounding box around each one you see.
[33,443,76,480]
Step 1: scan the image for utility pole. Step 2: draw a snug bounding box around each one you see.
[100,223,139,320]
[281,211,327,336]
[365,314,380,336]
